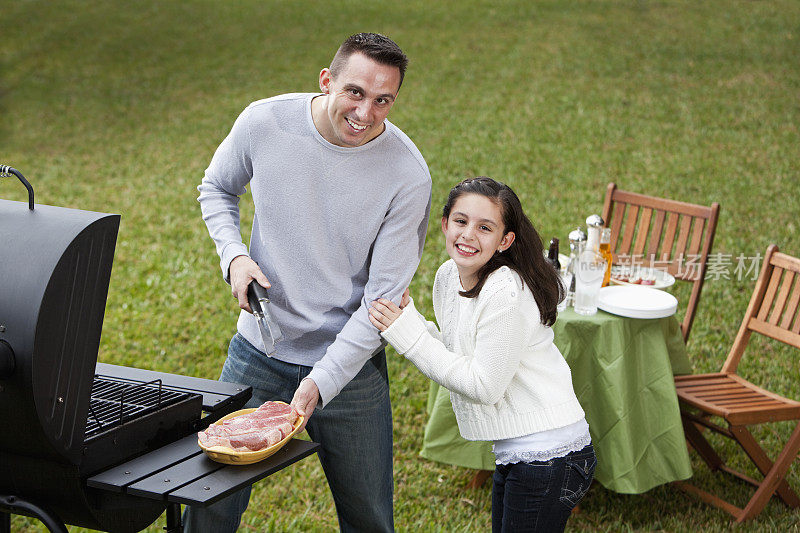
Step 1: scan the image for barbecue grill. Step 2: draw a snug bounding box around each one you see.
[1,166,319,532]
[0,166,203,531]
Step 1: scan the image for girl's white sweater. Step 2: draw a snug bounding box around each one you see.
[382,260,585,441]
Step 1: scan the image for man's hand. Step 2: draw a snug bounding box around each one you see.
[291,378,319,433]
[229,255,271,313]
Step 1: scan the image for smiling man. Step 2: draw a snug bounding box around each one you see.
[313,51,400,147]
[184,33,431,532]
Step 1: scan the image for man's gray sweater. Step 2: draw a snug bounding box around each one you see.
[198,93,431,406]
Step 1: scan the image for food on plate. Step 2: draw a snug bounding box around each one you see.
[611,268,656,286]
[609,265,675,290]
[198,401,299,452]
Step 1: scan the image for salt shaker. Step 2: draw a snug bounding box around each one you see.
[585,214,604,253]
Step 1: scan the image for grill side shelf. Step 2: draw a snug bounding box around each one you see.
[87,434,202,492]
[87,437,320,506]
[169,440,320,506]
[127,453,225,499]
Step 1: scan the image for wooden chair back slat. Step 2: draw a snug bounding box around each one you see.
[689,217,706,256]
[780,281,800,331]
[620,204,639,253]
[609,212,625,253]
[647,210,666,258]
[769,270,795,326]
[675,215,693,263]
[661,212,680,263]
[632,207,652,256]
[601,183,720,342]
[756,266,783,322]
[769,253,800,334]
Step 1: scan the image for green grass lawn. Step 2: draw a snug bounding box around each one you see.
[3,0,800,531]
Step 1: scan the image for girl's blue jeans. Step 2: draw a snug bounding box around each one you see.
[492,444,596,532]
[183,333,394,532]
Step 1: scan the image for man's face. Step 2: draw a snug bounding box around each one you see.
[317,53,401,147]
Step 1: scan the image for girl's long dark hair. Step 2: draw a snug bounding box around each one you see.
[443,177,564,326]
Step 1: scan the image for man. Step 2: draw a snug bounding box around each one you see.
[184,33,431,532]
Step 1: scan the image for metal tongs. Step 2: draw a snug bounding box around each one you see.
[247,281,283,356]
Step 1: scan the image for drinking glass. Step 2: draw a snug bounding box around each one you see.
[574,250,607,316]
[557,270,572,312]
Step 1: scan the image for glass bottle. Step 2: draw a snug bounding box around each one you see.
[599,227,613,287]
[547,238,561,271]
[565,228,587,308]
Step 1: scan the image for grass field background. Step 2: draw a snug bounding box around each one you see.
[3,1,799,531]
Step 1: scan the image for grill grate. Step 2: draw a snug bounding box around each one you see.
[85,376,193,439]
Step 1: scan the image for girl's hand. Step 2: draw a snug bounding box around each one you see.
[369,298,403,332]
[400,288,411,309]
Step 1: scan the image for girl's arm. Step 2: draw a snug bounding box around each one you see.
[373,288,524,406]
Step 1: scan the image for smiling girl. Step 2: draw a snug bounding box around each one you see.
[369,177,595,532]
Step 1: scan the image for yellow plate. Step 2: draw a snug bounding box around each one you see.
[198,402,304,465]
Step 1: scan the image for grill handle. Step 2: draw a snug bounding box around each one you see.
[0,165,35,210]
[0,339,14,379]
[118,378,164,424]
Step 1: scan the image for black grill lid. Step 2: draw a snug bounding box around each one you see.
[0,198,120,464]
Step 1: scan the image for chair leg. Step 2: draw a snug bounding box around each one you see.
[672,480,744,518]
[735,422,800,522]
[682,415,724,470]
[731,425,800,508]
[466,469,492,489]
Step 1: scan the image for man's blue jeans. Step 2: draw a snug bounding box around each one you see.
[492,444,596,532]
[183,333,394,532]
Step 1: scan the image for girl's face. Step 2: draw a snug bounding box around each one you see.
[442,193,515,290]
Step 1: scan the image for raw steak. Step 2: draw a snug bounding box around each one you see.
[222,414,293,433]
[198,432,232,449]
[255,401,298,422]
[229,428,284,451]
[199,401,298,451]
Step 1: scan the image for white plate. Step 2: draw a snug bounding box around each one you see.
[598,286,678,319]
[609,265,675,289]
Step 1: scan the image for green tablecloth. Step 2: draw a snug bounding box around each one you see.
[419,309,694,494]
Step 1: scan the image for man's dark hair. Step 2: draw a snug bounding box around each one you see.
[330,33,409,89]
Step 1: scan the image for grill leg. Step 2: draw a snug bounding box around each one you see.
[164,503,183,533]
[1,510,9,533]
[0,495,67,533]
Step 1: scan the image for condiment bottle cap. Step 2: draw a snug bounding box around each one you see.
[586,214,604,227]
[569,228,587,243]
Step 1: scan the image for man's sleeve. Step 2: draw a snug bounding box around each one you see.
[307,179,432,407]
[197,107,254,282]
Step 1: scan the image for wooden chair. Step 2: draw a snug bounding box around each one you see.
[674,244,800,522]
[601,183,720,342]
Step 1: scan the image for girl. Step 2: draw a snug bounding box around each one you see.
[369,177,595,532]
